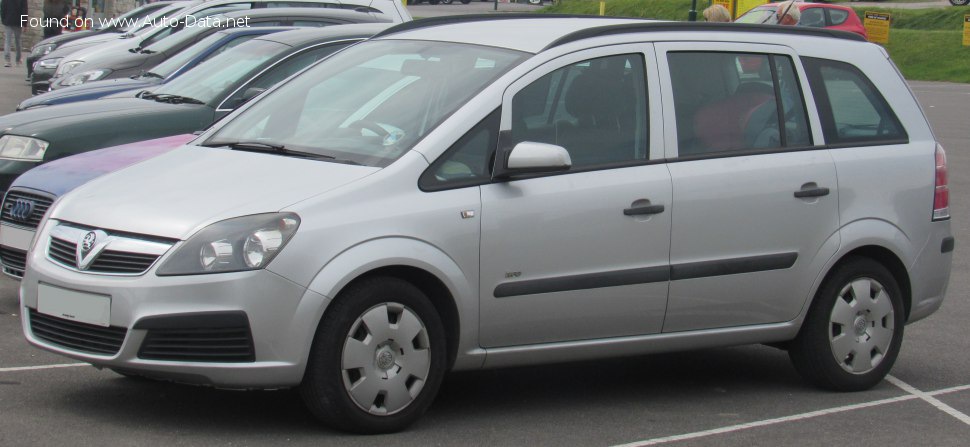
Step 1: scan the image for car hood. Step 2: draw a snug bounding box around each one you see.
[18,78,157,110]
[0,97,191,133]
[52,146,380,240]
[10,134,195,196]
[36,30,99,48]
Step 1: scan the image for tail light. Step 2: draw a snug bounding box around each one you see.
[933,143,949,221]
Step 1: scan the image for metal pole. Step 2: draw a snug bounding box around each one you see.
[688,0,698,21]
[494,0,498,11]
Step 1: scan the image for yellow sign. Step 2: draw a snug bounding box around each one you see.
[864,11,891,44]
[712,0,735,19]
[736,0,768,17]
[963,15,970,46]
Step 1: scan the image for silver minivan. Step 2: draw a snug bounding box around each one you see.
[18,17,953,433]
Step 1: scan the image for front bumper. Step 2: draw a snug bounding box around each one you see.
[0,159,41,193]
[30,66,54,95]
[20,234,331,389]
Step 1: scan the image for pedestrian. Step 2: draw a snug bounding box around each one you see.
[0,0,26,67]
[703,4,732,23]
[42,0,70,38]
[774,0,801,25]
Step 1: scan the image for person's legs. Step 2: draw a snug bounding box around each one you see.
[13,27,21,65]
[3,26,12,67]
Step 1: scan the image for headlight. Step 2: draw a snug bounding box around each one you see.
[37,57,62,70]
[61,69,111,87]
[31,43,56,57]
[0,135,50,161]
[54,60,83,77]
[156,213,300,276]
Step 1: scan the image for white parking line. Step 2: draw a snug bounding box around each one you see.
[611,382,970,447]
[887,375,970,426]
[0,363,88,373]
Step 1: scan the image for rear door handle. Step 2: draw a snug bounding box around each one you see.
[794,187,830,198]
[624,204,665,216]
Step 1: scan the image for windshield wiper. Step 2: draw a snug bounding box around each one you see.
[128,46,141,53]
[150,93,204,105]
[139,49,156,54]
[138,71,163,79]
[203,141,362,164]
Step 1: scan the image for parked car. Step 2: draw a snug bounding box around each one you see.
[19,27,297,111]
[30,0,410,94]
[26,1,184,79]
[48,8,388,90]
[16,16,951,434]
[735,2,868,39]
[0,24,389,195]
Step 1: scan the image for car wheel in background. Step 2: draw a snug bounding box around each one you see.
[300,277,447,434]
[789,257,905,391]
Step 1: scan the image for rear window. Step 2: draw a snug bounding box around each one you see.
[802,57,907,145]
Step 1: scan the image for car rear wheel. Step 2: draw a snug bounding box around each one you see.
[950,0,969,6]
[300,277,446,434]
[789,257,904,391]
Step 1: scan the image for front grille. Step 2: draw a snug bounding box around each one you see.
[0,245,27,278]
[47,237,161,274]
[29,308,127,355]
[1,189,54,229]
[139,327,256,363]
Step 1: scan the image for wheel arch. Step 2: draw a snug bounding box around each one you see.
[304,237,478,372]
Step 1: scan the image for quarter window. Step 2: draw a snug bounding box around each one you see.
[828,9,849,26]
[802,57,906,144]
[509,53,648,168]
[668,52,811,156]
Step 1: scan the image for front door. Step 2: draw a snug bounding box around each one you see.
[478,46,673,348]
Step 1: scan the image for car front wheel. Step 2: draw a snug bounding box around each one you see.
[300,277,447,433]
[789,257,904,391]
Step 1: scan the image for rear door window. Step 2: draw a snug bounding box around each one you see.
[667,52,811,156]
[802,57,907,145]
[827,9,849,26]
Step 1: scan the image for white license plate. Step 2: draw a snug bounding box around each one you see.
[37,283,111,327]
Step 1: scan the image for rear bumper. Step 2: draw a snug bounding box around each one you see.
[907,220,953,323]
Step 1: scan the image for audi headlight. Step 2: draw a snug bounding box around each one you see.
[37,57,62,70]
[54,60,83,77]
[31,43,57,57]
[0,135,50,161]
[62,69,111,87]
[157,213,300,276]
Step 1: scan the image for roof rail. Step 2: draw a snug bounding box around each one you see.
[545,21,866,51]
[371,13,632,40]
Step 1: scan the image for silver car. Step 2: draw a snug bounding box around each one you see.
[18,17,953,433]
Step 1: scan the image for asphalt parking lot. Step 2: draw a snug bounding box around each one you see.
[0,46,968,447]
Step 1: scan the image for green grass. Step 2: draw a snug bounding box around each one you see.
[851,6,968,31]
[884,29,970,82]
[540,0,970,83]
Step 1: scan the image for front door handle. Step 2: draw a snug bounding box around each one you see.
[624,204,665,216]
[794,187,830,198]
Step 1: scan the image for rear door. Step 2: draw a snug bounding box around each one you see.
[656,42,840,332]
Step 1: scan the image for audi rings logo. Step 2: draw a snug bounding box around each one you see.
[7,199,35,222]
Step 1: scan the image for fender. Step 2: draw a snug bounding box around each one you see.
[793,217,914,329]
[300,237,483,371]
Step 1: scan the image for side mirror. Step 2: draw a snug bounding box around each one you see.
[499,141,571,177]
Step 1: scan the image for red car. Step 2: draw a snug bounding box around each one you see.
[735,3,868,39]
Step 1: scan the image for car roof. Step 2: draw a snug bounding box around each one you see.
[376,15,865,54]
[253,23,392,46]
[222,7,388,22]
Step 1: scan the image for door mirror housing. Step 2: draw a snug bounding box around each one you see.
[495,141,571,178]
[230,87,267,109]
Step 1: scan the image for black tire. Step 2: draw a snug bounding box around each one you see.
[789,257,905,391]
[300,277,447,434]
[441,0,453,4]
[428,0,440,4]
[950,0,969,6]
[460,0,471,3]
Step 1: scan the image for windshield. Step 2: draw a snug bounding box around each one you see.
[152,39,287,103]
[206,40,527,167]
[735,7,777,24]
[147,32,258,79]
[142,17,225,54]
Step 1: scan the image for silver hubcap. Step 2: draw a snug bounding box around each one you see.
[341,303,431,416]
[829,277,895,374]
